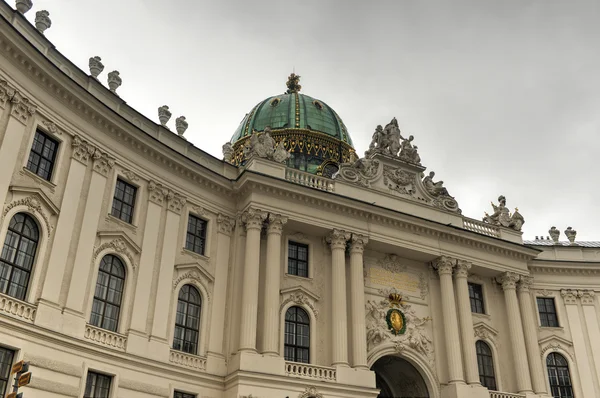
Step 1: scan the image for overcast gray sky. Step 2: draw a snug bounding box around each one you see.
[24,0,599,240]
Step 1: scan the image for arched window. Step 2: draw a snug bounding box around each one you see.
[284,306,310,363]
[547,353,574,398]
[90,255,125,332]
[173,284,201,355]
[476,341,497,390]
[0,213,39,300]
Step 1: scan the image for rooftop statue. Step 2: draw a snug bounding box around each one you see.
[549,226,560,243]
[158,105,171,127]
[222,142,234,163]
[107,71,122,94]
[243,126,289,163]
[88,56,104,79]
[175,116,188,137]
[15,0,33,14]
[422,171,449,197]
[482,195,525,231]
[365,118,422,165]
[564,227,577,243]
[35,10,51,34]
[399,136,421,165]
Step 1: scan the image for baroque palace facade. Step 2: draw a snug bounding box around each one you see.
[1,2,599,398]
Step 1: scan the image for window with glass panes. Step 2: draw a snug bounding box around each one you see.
[0,213,39,300]
[185,215,207,255]
[26,129,58,181]
[288,241,308,278]
[173,284,201,355]
[476,341,497,390]
[84,371,111,398]
[110,179,137,223]
[284,306,310,363]
[174,391,196,398]
[468,283,485,314]
[547,353,574,398]
[0,347,14,397]
[90,255,125,332]
[537,297,559,327]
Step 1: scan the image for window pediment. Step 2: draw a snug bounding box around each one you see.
[93,231,140,270]
[173,262,214,300]
[539,335,574,360]
[4,187,59,236]
[280,286,320,318]
[473,322,499,345]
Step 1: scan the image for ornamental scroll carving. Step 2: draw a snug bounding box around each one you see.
[298,386,323,398]
[93,238,137,270]
[336,158,382,188]
[172,270,212,301]
[10,91,37,123]
[366,288,433,363]
[3,196,53,237]
[280,290,319,319]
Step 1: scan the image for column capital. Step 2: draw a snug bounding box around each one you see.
[148,180,169,205]
[517,276,534,293]
[241,207,268,231]
[579,289,596,305]
[326,229,350,250]
[350,234,368,254]
[267,213,288,234]
[92,152,115,177]
[10,90,37,124]
[432,256,455,276]
[560,289,579,305]
[167,191,187,214]
[0,79,16,109]
[498,272,520,290]
[217,214,236,236]
[454,260,471,278]
[71,135,96,165]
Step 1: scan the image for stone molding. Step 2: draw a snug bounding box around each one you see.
[172,263,214,302]
[267,213,288,234]
[119,378,170,397]
[560,289,579,305]
[536,289,556,297]
[0,79,16,108]
[517,276,534,293]
[167,192,187,214]
[24,353,82,377]
[473,322,499,347]
[498,272,520,290]
[216,213,236,236]
[326,228,350,250]
[3,194,54,237]
[40,119,62,135]
[539,335,574,361]
[280,286,320,319]
[93,238,138,270]
[148,180,169,205]
[431,256,455,275]
[298,386,323,398]
[27,377,79,397]
[241,207,268,231]
[350,233,368,254]
[121,168,138,182]
[454,260,471,278]
[579,289,595,305]
[10,90,37,123]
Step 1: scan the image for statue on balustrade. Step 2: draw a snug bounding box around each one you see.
[482,195,525,231]
[366,118,422,165]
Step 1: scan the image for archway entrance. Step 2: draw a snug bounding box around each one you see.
[371,355,430,398]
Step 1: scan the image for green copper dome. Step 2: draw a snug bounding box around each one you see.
[229,74,356,176]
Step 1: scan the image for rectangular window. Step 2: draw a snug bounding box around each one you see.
[84,371,111,398]
[288,241,308,278]
[111,179,137,224]
[185,215,207,255]
[0,347,15,397]
[26,129,59,181]
[537,297,559,327]
[468,283,485,314]
[174,391,196,398]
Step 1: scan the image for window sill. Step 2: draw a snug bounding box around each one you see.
[106,214,137,233]
[284,273,312,282]
[472,312,491,320]
[181,248,210,262]
[21,167,56,192]
[539,326,563,331]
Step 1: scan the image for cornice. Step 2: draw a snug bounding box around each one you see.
[529,260,600,276]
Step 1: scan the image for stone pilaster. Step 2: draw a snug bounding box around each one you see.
[454,260,479,385]
[327,228,351,367]
[433,256,464,384]
[499,272,532,394]
[261,213,287,356]
[238,208,267,352]
[580,290,600,390]
[516,276,547,395]
[349,233,369,369]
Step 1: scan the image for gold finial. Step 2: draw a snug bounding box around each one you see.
[286,73,301,94]
[388,293,403,307]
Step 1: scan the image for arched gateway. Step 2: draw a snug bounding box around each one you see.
[371,355,430,398]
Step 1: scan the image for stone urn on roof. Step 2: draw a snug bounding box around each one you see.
[15,0,33,14]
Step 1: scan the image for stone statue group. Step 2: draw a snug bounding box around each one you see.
[366,118,421,165]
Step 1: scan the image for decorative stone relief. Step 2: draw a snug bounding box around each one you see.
[366,288,433,363]
[0,79,16,107]
[536,289,555,297]
[121,169,138,182]
[3,195,53,236]
[280,288,320,319]
[217,214,235,236]
[167,192,187,214]
[158,105,171,127]
[549,226,560,243]
[172,270,212,301]
[242,127,290,163]
[298,386,323,398]
[540,336,574,361]
[336,158,382,188]
[93,238,138,270]
[498,272,520,290]
[191,205,206,217]
[107,71,122,94]
[272,140,291,163]
[71,135,97,165]
[93,153,116,177]
[147,180,169,205]
[579,289,595,305]
[88,56,104,78]
[564,227,577,243]
[34,10,51,33]
[383,165,415,195]
[482,195,524,231]
[241,207,268,231]
[431,256,455,275]
[326,228,350,250]
[175,116,188,137]
[267,213,288,234]
[473,322,499,347]
[15,0,33,14]
[560,289,578,305]
[10,91,37,123]
[41,119,61,135]
[517,275,534,293]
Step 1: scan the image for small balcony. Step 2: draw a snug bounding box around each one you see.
[489,391,525,398]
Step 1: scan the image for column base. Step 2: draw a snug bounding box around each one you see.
[34,299,63,331]
[126,329,150,357]
[61,308,86,338]
[206,352,227,376]
[441,383,488,398]
[336,365,376,388]
[145,336,170,362]
[228,351,285,376]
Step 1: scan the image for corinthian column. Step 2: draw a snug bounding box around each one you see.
[433,256,464,384]
[238,208,267,352]
[499,272,532,394]
[261,213,287,356]
[349,234,369,369]
[517,277,547,394]
[454,260,480,385]
[327,229,351,367]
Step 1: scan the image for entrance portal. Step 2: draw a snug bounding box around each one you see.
[371,355,430,398]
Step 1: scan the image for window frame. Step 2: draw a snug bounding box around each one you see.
[537,297,560,328]
[546,352,574,398]
[287,240,309,278]
[468,282,486,314]
[0,346,15,397]
[0,213,40,301]
[284,306,310,364]
[84,371,112,398]
[185,214,208,256]
[110,178,138,224]
[173,284,202,355]
[174,391,196,398]
[25,128,59,182]
[476,340,497,391]
[89,254,126,333]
